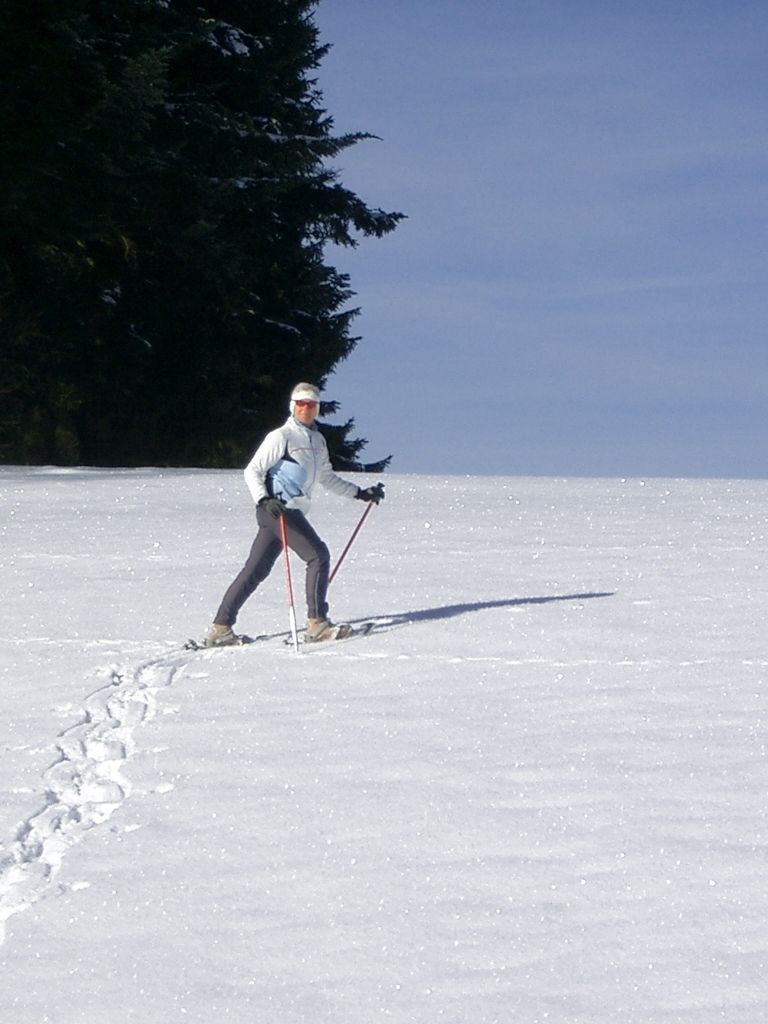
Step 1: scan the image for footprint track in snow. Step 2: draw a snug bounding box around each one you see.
[0,651,194,942]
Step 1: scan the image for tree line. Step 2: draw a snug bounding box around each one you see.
[0,0,403,468]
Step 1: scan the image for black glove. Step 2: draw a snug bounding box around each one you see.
[356,482,385,505]
[259,496,287,518]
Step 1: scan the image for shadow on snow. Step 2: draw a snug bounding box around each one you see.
[358,592,615,632]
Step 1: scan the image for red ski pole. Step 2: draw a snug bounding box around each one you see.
[329,500,375,586]
[279,514,300,653]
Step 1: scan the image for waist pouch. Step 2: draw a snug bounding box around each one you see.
[267,458,308,502]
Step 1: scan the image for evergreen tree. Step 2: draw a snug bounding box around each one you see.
[0,0,402,467]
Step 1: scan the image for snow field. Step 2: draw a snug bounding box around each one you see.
[0,469,766,1022]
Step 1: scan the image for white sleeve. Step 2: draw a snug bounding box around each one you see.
[243,428,287,504]
[316,434,360,500]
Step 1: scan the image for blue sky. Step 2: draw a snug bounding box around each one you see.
[312,0,767,477]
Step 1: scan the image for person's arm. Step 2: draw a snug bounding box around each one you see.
[243,428,286,504]
[315,436,363,500]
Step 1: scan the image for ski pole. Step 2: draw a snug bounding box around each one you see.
[279,514,300,653]
[329,500,375,586]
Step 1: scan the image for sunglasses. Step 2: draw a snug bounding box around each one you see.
[295,400,319,408]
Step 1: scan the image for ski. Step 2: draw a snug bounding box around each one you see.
[183,634,259,652]
[184,621,375,653]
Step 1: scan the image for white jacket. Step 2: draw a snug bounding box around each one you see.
[243,416,359,514]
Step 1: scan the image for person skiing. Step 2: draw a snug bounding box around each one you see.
[205,383,384,646]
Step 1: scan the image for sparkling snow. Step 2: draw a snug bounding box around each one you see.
[0,468,766,1022]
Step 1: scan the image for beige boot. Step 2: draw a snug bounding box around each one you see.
[305,617,335,642]
[204,623,239,647]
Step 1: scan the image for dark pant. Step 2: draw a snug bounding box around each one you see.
[214,506,330,627]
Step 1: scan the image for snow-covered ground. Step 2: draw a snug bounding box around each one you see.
[1,467,766,1023]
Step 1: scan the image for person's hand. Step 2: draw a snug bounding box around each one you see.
[356,483,385,504]
[259,496,288,517]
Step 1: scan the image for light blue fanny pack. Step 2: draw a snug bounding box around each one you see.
[267,458,307,502]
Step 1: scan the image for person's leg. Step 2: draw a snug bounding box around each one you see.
[213,508,282,627]
[281,510,331,621]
